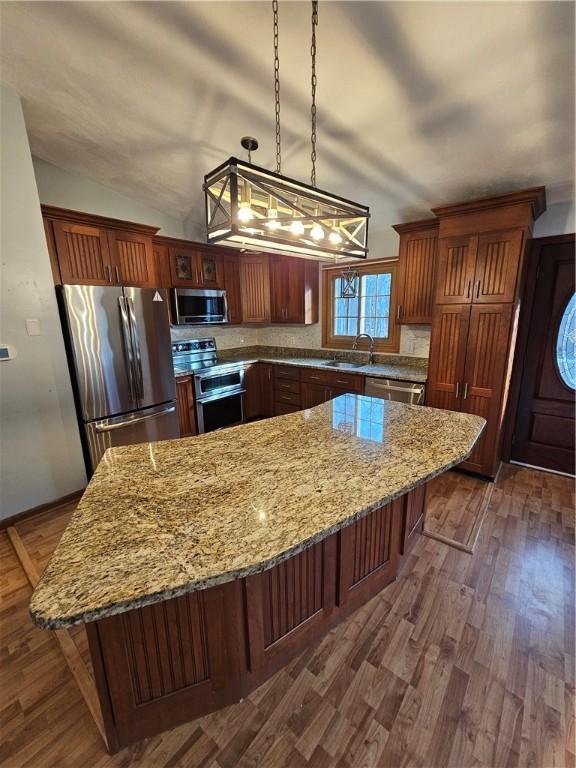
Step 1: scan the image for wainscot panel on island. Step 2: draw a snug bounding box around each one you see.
[30,394,485,752]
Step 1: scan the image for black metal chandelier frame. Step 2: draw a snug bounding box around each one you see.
[204,157,370,261]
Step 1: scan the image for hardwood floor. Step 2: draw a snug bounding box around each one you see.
[424,470,494,552]
[1,465,574,767]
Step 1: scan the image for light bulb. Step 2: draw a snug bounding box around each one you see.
[311,223,324,240]
[266,197,281,230]
[238,204,254,222]
[290,220,305,235]
[329,230,343,244]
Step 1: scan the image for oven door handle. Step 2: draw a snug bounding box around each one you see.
[196,388,246,405]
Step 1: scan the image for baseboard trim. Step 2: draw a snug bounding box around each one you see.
[509,460,575,479]
[0,489,84,529]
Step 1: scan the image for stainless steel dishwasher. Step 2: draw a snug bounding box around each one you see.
[364,377,426,405]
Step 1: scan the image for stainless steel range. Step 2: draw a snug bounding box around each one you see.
[171,337,245,434]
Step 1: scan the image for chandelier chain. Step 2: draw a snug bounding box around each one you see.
[310,0,318,187]
[272,0,282,174]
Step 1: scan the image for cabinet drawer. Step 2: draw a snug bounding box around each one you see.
[301,368,363,391]
[274,379,300,395]
[274,365,301,382]
[274,390,300,406]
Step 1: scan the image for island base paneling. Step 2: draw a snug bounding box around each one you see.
[85,485,428,752]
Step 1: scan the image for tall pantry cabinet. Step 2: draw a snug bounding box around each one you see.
[426,188,546,477]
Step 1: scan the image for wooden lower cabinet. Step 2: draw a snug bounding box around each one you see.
[175,376,197,437]
[244,363,274,420]
[86,485,427,752]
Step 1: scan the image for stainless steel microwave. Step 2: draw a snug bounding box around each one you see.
[170,288,228,325]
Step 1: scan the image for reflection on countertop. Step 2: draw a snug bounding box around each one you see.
[30,394,483,630]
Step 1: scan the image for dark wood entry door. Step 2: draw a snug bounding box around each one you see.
[511,235,575,474]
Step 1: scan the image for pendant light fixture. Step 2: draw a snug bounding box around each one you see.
[203,1,369,261]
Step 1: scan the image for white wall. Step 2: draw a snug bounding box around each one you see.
[33,157,185,239]
[534,199,575,238]
[0,85,86,520]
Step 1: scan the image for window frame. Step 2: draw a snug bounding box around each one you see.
[322,259,400,352]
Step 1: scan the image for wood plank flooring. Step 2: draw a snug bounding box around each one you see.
[1,464,574,768]
[424,470,494,552]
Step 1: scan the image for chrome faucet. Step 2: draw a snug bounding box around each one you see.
[353,333,375,366]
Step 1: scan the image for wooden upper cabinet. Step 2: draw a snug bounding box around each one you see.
[270,255,319,324]
[169,246,223,289]
[459,303,514,475]
[222,252,242,324]
[426,304,470,412]
[53,221,113,285]
[434,235,478,304]
[393,220,438,324]
[472,229,523,304]
[153,243,172,289]
[108,230,156,287]
[239,254,271,323]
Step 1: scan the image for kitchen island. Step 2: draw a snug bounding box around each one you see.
[30,394,484,752]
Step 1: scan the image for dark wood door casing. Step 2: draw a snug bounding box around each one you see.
[510,235,575,474]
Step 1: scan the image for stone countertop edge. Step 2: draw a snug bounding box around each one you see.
[29,421,484,631]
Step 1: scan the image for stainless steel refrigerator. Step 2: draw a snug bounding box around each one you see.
[59,284,179,475]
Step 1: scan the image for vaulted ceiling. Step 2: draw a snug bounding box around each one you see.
[1,1,574,246]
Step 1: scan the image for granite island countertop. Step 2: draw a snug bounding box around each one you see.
[30,395,484,630]
[174,347,428,383]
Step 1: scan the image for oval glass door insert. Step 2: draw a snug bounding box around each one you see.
[556,293,576,389]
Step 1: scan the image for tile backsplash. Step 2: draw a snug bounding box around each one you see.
[171,323,431,358]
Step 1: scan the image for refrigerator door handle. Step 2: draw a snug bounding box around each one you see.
[127,297,144,400]
[118,296,137,404]
[94,405,176,432]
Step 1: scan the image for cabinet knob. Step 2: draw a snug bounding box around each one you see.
[397,304,402,320]
[455,382,460,399]
[463,382,469,399]
[115,265,120,283]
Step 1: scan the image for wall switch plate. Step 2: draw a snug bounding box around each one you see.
[25,318,41,336]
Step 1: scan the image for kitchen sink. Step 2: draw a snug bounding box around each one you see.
[323,360,364,369]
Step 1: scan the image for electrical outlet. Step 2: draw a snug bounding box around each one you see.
[289,335,296,345]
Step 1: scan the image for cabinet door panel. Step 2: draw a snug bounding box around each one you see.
[260,364,274,417]
[175,376,197,437]
[197,250,223,289]
[435,235,477,304]
[239,255,271,323]
[301,382,329,409]
[426,305,470,411]
[459,303,513,475]
[110,231,156,287]
[169,246,199,287]
[338,499,402,611]
[223,253,242,323]
[473,229,523,303]
[270,255,288,323]
[243,364,261,421]
[397,229,438,323]
[53,221,112,285]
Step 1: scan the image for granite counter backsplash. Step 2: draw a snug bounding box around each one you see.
[175,346,428,383]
